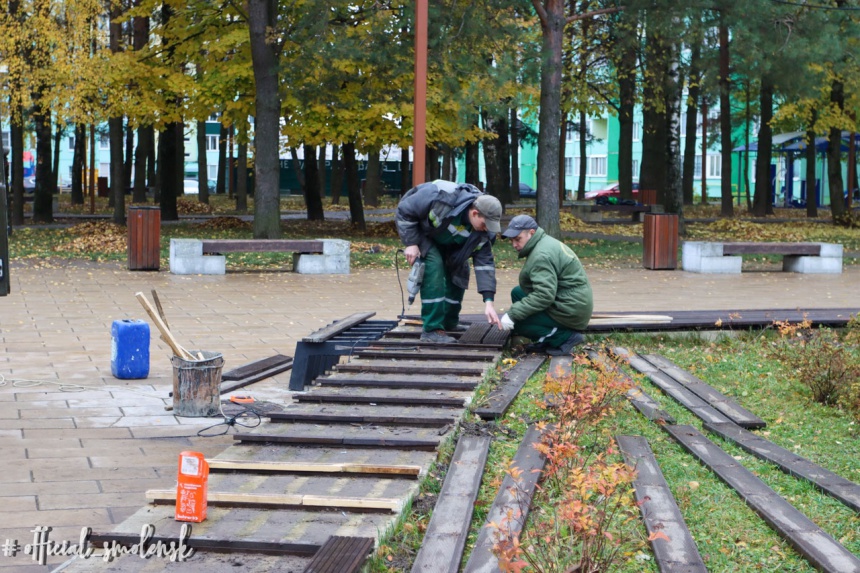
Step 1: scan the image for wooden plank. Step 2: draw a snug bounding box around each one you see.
[295,390,467,408]
[368,338,498,350]
[303,312,377,343]
[222,354,293,381]
[206,459,421,477]
[587,349,676,424]
[479,326,510,347]
[303,536,374,573]
[354,348,498,361]
[703,422,860,513]
[617,435,707,573]
[135,291,195,360]
[146,489,402,511]
[473,355,545,420]
[463,425,548,573]
[202,239,325,254]
[335,360,489,376]
[233,432,442,451]
[640,354,766,429]
[315,372,480,391]
[266,411,456,427]
[457,322,493,344]
[664,424,860,573]
[412,436,491,573]
[87,531,320,556]
[722,242,821,256]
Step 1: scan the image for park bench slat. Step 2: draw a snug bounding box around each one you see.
[473,355,545,420]
[463,425,549,573]
[303,312,377,343]
[665,424,860,573]
[617,435,708,573]
[303,536,374,573]
[201,239,325,253]
[411,436,491,573]
[721,242,821,256]
[704,421,860,513]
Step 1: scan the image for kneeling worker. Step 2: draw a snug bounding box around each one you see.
[498,215,593,355]
[396,180,503,343]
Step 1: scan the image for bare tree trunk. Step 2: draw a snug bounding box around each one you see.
[331,145,344,204]
[32,100,53,223]
[578,112,587,199]
[52,125,62,192]
[399,146,409,195]
[343,142,365,231]
[682,46,701,206]
[303,143,324,220]
[364,150,381,207]
[465,140,480,187]
[123,121,133,194]
[10,121,24,224]
[495,117,512,205]
[753,79,774,217]
[718,20,733,216]
[133,126,150,202]
[558,114,567,204]
[510,108,520,198]
[664,37,683,222]
[482,112,502,197]
[158,123,181,221]
[805,117,818,218]
[827,79,846,220]
[71,124,86,206]
[109,115,125,224]
[317,145,326,201]
[216,123,227,195]
[236,134,248,213]
[701,101,708,204]
[196,120,209,203]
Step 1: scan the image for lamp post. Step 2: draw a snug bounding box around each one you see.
[412,0,427,187]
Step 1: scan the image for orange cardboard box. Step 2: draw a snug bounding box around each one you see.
[175,451,208,522]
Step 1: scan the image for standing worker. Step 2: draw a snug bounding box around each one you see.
[498,215,593,355]
[396,180,503,343]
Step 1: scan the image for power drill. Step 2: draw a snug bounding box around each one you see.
[406,258,425,306]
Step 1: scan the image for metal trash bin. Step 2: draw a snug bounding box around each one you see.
[128,206,161,271]
[171,351,224,417]
[643,213,678,270]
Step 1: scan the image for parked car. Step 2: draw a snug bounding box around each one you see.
[518,182,537,199]
[584,182,640,200]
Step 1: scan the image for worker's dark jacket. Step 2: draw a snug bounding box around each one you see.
[395,181,497,298]
[508,228,593,331]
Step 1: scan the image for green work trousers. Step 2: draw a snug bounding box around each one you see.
[510,286,572,348]
[420,244,465,332]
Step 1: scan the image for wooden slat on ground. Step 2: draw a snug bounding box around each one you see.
[266,408,456,427]
[315,372,481,391]
[473,355,545,420]
[368,339,499,351]
[581,308,860,332]
[146,489,403,512]
[411,436,491,573]
[586,349,676,425]
[222,354,293,381]
[704,421,860,513]
[463,425,548,573]
[640,354,766,429]
[294,387,470,408]
[664,424,860,573]
[616,346,734,426]
[616,435,707,573]
[232,421,446,451]
[335,359,490,377]
[207,459,422,477]
[302,536,374,573]
[355,348,498,361]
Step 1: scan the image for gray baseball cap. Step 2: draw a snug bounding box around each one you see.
[502,214,538,238]
[473,195,502,234]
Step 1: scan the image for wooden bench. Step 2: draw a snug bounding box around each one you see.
[169,238,350,275]
[571,202,664,222]
[682,241,843,274]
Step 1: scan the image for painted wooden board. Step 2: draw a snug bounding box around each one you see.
[640,354,766,429]
[335,359,489,377]
[617,435,707,573]
[704,421,860,513]
[315,372,481,391]
[664,424,860,573]
[463,425,548,573]
[411,436,491,573]
[146,489,403,512]
[207,459,422,477]
[473,355,545,420]
[586,349,676,425]
[302,536,374,573]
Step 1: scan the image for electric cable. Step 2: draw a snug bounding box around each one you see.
[196,406,262,437]
[395,248,408,318]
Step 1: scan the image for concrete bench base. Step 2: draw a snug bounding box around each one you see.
[169,239,350,275]
[682,242,843,274]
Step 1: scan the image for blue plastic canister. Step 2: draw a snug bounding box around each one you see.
[111,319,150,379]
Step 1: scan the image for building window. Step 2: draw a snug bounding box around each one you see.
[564,157,573,176]
[694,155,702,178]
[680,113,687,136]
[208,113,219,122]
[588,156,607,177]
[206,135,218,151]
[68,136,75,150]
[99,133,109,149]
[708,154,721,178]
[632,121,641,142]
[631,159,639,180]
[208,165,217,180]
[695,113,704,135]
[573,158,581,176]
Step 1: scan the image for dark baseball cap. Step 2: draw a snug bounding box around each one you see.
[502,214,538,238]
[473,195,502,234]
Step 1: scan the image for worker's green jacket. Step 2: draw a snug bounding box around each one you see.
[508,228,593,331]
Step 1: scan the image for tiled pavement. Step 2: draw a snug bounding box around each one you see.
[1,258,858,571]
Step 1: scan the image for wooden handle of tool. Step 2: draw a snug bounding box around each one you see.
[135,292,195,360]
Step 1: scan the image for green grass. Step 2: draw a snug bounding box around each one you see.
[368,330,860,572]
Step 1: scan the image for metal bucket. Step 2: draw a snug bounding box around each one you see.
[171,351,224,417]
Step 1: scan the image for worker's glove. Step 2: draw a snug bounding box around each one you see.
[500,313,515,331]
